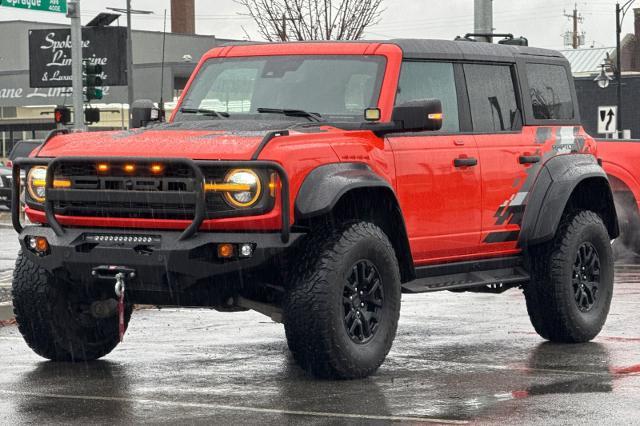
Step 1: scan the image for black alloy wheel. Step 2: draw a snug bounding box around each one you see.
[343,260,384,344]
[572,242,601,313]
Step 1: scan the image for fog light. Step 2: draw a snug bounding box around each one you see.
[218,243,235,259]
[239,243,254,258]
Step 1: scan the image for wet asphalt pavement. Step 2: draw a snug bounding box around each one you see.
[0,224,639,424]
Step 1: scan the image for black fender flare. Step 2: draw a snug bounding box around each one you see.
[295,163,395,219]
[519,154,619,248]
[294,162,415,282]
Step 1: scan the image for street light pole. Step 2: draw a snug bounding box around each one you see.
[616,2,623,138]
[126,0,134,128]
[614,0,636,138]
[106,5,152,128]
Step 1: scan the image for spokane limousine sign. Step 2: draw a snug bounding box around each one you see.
[28,27,128,88]
[0,0,67,14]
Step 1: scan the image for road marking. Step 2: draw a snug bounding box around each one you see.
[0,270,12,287]
[0,390,469,424]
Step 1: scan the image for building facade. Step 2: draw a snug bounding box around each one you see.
[0,20,238,157]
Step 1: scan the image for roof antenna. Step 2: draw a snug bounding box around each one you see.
[159,8,167,121]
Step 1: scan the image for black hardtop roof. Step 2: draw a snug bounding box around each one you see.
[389,39,565,62]
[220,38,565,63]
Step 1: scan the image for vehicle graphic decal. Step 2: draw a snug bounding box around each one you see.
[484,126,587,244]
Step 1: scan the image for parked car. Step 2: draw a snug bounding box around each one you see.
[10,40,618,379]
[0,165,11,209]
[7,139,43,169]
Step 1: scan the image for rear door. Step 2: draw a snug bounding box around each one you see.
[464,63,536,255]
[389,61,483,263]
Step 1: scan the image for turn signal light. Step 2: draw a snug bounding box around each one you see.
[97,163,110,173]
[124,164,136,173]
[217,243,235,259]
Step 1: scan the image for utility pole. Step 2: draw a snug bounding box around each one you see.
[126,0,134,128]
[67,0,85,130]
[564,3,584,49]
[474,0,493,43]
[616,2,623,138]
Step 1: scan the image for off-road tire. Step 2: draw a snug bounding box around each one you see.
[284,222,401,379]
[525,210,614,343]
[12,251,132,361]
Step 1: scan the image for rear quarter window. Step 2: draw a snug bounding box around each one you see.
[527,63,574,120]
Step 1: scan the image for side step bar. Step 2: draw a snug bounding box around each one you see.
[402,256,530,294]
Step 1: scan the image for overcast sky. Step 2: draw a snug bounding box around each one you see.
[1,0,636,49]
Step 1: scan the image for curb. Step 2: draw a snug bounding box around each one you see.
[0,302,14,321]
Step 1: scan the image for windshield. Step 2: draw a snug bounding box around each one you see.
[175,55,386,123]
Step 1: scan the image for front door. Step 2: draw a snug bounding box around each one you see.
[389,61,482,264]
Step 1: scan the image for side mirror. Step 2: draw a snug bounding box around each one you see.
[391,99,443,132]
[131,99,161,129]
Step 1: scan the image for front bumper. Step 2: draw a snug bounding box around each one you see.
[19,225,303,292]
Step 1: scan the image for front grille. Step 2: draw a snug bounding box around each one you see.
[46,160,273,220]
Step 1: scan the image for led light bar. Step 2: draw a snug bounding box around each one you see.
[84,234,162,245]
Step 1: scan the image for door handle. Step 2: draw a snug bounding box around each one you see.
[453,157,478,168]
[519,155,541,165]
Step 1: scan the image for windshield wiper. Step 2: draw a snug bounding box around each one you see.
[180,108,230,118]
[257,107,324,122]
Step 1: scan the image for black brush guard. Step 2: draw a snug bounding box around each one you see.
[11,157,291,243]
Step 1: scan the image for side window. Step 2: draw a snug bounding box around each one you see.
[527,63,575,120]
[464,64,520,132]
[396,61,460,133]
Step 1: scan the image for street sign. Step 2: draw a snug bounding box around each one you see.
[0,0,67,14]
[28,27,128,88]
[598,106,618,134]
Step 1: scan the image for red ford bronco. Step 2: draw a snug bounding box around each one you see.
[11,39,619,379]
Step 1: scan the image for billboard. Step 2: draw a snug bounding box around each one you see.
[28,26,128,88]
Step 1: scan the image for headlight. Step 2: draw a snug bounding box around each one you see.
[223,169,262,207]
[27,166,48,203]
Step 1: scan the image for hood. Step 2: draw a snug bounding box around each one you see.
[36,120,320,161]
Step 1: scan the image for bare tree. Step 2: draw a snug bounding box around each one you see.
[235,0,384,41]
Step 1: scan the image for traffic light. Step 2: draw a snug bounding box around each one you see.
[54,106,72,125]
[84,107,100,124]
[84,61,103,101]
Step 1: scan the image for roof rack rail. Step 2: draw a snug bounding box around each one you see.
[455,33,529,46]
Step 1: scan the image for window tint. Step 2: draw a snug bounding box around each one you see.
[527,63,574,120]
[396,61,459,132]
[464,64,520,132]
